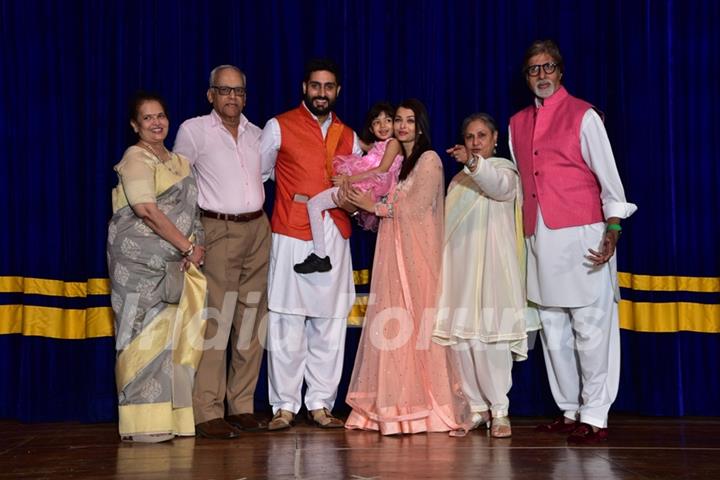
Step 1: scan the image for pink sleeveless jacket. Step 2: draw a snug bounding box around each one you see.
[510,86,604,236]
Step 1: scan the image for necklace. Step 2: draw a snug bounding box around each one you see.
[140,142,181,176]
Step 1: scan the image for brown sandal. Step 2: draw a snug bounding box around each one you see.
[308,408,344,428]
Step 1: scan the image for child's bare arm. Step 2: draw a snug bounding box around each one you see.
[359,138,371,153]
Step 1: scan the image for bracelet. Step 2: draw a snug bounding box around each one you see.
[606,224,622,232]
[374,201,394,218]
[181,243,195,257]
[350,210,360,217]
[465,155,478,171]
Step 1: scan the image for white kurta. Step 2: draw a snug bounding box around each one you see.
[259,108,362,413]
[267,217,355,318]
[509,109,637,308]
[509,106,637,429]
[260,111,362,317]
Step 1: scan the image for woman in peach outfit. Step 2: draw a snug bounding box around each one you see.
[343,99,470,435]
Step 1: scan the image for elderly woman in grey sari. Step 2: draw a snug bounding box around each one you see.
[107,92,207,443]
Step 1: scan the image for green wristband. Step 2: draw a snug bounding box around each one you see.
[606,223,622,232]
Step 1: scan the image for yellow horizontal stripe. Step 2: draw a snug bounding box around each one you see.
[618,273,720,293]
[351,299,720,333]
[353,269,370,286]
[0,276,110,296]
[0,276,22,292]
[619,300,720,333]
[0,305,22,334]
[0,305,114,339]
[1,300,717,337]
[2,275,719,338]
[348,294,368,326]
[88,278,111,295]
[5,272,714,298]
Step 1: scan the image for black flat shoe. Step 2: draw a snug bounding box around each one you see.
[293,253,332,274]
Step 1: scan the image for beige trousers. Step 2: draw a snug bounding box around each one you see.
[192,214,270,424]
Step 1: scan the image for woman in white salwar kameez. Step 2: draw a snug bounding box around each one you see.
[432,113,539,438]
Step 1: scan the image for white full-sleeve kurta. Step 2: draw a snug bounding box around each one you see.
[259,109,362,318]
[509,109,637,308]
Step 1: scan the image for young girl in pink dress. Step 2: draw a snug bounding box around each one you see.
[294,102,403,274]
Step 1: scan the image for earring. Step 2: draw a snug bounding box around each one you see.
[493,143,497,155]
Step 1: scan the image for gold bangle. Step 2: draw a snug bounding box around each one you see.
[181,243,195,257]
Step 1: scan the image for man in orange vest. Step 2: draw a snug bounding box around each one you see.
[509,40,637,444]
[260,58,362,430]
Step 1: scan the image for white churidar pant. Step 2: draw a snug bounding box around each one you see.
[453,340,513,418]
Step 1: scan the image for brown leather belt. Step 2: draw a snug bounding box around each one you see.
[200,209,263,222]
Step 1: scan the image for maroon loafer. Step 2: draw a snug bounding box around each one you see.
[535,416,579,434]
[566,423,609,444]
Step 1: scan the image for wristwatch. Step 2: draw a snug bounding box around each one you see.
[465,155,478,171]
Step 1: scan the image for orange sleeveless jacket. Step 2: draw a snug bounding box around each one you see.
[271,105,356,240]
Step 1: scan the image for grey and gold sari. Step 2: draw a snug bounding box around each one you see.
[107,156,207,438]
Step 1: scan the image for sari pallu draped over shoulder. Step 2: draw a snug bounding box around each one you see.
[346,152,471,435]
[432,157,539,360]
[107,168,207,438]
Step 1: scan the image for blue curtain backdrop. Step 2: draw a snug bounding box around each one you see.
[1,0,718,422]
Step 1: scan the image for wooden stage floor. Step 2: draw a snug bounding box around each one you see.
[1,416,719,479]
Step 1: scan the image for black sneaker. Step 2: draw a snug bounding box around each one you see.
[293,253,332,274]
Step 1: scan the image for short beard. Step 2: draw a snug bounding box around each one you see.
[303,94,334,117]
[533,81,557,99]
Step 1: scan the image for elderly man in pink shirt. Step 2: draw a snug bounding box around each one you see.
[174,65,269,439]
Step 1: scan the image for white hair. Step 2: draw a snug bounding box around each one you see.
[208,65,246,87]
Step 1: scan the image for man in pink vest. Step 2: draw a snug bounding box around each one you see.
[260,59,362,431]
[509,40,637,444]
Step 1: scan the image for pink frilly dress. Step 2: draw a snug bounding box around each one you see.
[333,138,403,231]
[345,151,472,435]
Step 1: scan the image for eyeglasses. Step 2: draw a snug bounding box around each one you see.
[210,86,246,96]
[525,63,559,77]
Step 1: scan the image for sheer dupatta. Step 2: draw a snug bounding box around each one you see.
[346,151,471,435]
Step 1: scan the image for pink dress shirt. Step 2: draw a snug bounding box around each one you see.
[174,110,264,214]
